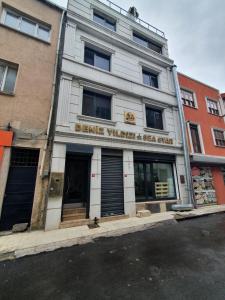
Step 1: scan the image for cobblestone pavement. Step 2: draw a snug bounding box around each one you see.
[1,214,225,300]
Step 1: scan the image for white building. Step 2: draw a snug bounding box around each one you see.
[45,0,189,230]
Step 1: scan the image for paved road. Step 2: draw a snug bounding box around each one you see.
[1,214,225,300]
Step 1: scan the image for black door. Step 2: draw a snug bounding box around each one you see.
[101,149,124,217]
[0,148,39,231]
[63,155,90,207]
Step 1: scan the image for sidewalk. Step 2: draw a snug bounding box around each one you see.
[0,205,225,261]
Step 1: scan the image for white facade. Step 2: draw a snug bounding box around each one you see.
[45,0,188,230]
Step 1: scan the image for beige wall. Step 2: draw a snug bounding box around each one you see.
[0,0,62,132]
[0,0,62,229]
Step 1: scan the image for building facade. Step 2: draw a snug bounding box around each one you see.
[0,0,63,231]
[178,73,225,205]
[45,0,189,230]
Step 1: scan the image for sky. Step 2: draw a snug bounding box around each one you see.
[52,0,225,92]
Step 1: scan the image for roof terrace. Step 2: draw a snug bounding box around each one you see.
[98,0,165,38]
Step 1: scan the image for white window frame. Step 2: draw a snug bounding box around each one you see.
[1,8,51,42]
[187,122,205,154]
[180,87,198,108]
[0,61,18,94]
[205,97,221,116]
[211,127,225,147]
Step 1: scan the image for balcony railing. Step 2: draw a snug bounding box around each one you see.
[98,0,165,38]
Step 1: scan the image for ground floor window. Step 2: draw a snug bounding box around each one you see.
[134,161,176,201]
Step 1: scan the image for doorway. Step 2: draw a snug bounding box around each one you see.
[0,148,39,231]
[62,155,90,221]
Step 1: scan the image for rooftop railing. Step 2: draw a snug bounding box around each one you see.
[98,0,165,38]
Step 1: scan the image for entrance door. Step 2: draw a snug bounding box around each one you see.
[101,149,124,217]
[63,156,90,208]
[0,148,39,231]
[134,162,154,202]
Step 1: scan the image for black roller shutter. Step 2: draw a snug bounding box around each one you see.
[101,149,124,217]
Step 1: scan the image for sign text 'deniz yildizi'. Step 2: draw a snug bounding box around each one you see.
[75,123,173,145]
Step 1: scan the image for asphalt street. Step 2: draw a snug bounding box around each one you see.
[1,214,225,300]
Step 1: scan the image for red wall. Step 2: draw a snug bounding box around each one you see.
[0,130,13,164]
[178,73,225,156]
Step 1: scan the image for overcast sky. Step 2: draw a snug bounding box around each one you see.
[53,0,225,92]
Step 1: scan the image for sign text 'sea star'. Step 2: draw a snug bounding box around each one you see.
[75,123,173,145]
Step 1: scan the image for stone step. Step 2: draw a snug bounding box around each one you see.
[136,209,151,218]
[60,219,89,229]
[100,214,129,223]
[136,203,146,211]
[62,213,86,222]
[63,208,86,215]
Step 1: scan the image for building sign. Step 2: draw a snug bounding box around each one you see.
[124,112,136,125]
[75,123,173,145]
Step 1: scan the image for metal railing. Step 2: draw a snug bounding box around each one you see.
[98,0,165,38]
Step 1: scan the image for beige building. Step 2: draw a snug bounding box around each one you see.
[0,0,64,231]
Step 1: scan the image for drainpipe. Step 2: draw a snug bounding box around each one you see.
[39,9,66,178]
[171,65,195,207]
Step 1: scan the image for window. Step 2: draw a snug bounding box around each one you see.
[82,90,111,120]
[84,47,110,71]
[189,124,202,153]
[221,167,225,184]
[181,89,195,107]
[0,61,18,94]
[207,99,219,115]
[134,161,176,200]
[213,129,225,147]
[133,32,162,54]
[143,70,158,88]
[3,9,51,42]
[146,107,163,130]
[93,11,116,31]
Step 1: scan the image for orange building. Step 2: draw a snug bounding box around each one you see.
[178,73,225,205]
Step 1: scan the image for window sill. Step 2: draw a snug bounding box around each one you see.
[77,114,116,126]
[144,127,169,135]
[83,62,111,74]
[0,23,51,45]
[0,91,15,97]
[215,145,225,148]
[183,104,198,109]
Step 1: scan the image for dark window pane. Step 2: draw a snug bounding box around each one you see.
[84,47,94,65]
[133,32,162,54]
[83,90,111,120]
[3,67,17,93]
[95,52,110,71]
[146,107,163,130]
[93,13,105,26]
[93,12,116,31]
[143,71,158,88]
[190,124,202,153]
[85,47,110,71]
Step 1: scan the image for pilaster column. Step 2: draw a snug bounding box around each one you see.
[89,147,101,220]
[123,150,136,217]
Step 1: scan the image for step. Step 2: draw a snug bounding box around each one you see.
[100,214,129,223]
[136,203,146,211]
[60,219,90,229]
[62,213,87,222]
[137,210,151,218]
[63,208,86,215]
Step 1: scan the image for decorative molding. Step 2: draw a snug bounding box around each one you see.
[78,80,117,95]
[77,114,117,126]
[142,98,169,109]
[139,61,162,74]
[144,127,169,136]
[80,35,115,54]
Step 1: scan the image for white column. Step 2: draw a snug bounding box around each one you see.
[176,154,189,204]
[45,143,66,231]
[56,75,72,127]
[89,147,101,220]
[123,150,136,217]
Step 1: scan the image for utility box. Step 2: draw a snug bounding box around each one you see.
[49,172,64,197]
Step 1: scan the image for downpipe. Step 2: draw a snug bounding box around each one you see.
[171,65,196,209]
